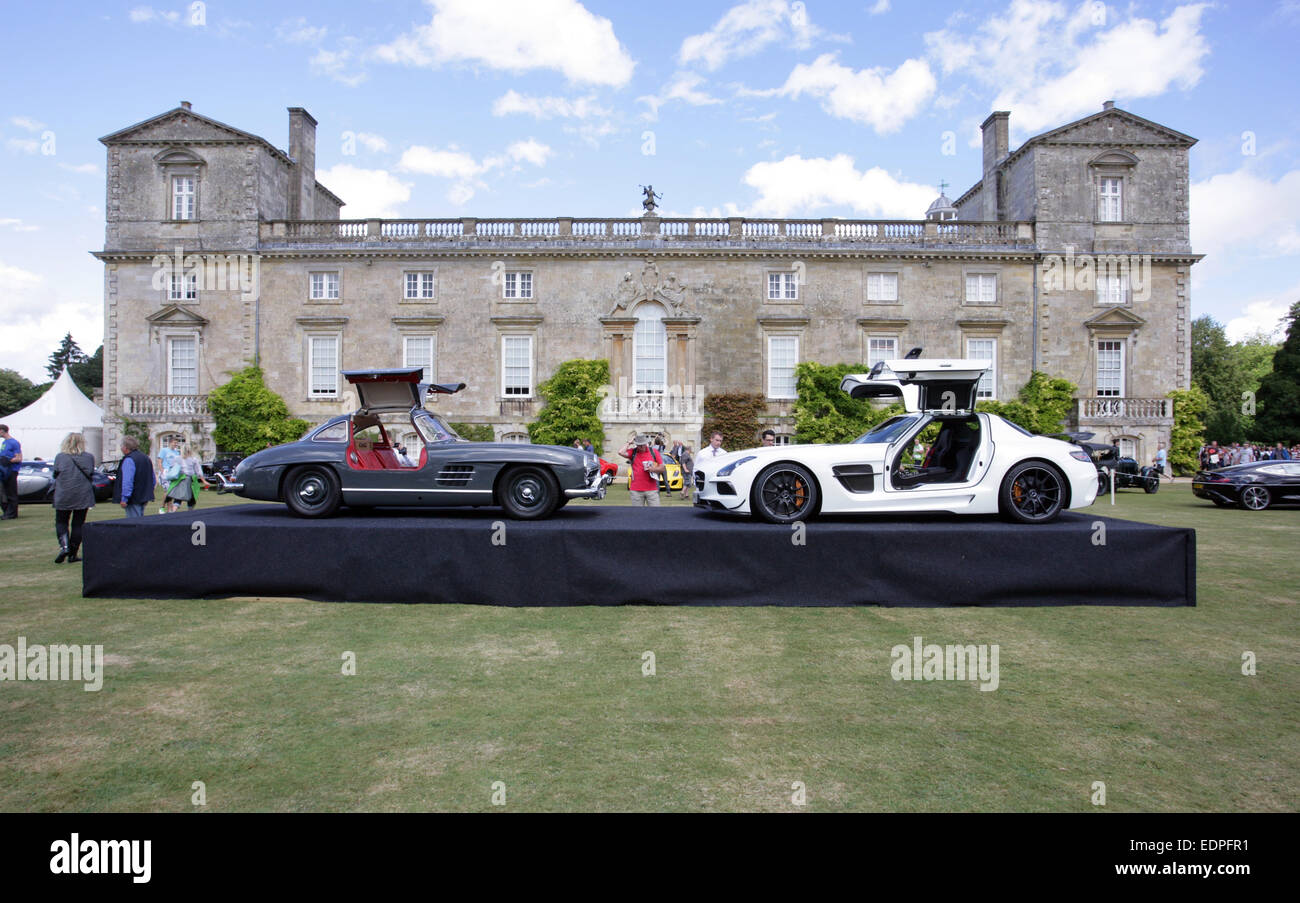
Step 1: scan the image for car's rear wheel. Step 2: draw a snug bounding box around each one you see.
[1096,471,1111,496]
[284,465,341,518]
[498,466,560,520]
[1000,461,1066,524]
[1144,475,1159,493]
[751,462,818,524]
[1240,485,1271,511]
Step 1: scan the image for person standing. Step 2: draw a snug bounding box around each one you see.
[619,434,665,507]
[697,431,727,465]
[51,432,96,563]
[0,423,20,520]
[113,436,155,517]
[157,436,181,491]
[760,429,776,447]
[166,445,211,512]
[1154,444,1169,482]
[678,444,694,500]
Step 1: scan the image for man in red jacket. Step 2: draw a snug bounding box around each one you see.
[619,434,666,507]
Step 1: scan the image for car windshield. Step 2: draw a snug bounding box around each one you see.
[413,411,463,445]
[852,415,924,445]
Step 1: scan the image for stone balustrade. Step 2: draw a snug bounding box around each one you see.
[602,391,704,421]
[261,217,1034,247]
[122,394,211,418]
[1078,397,1171,421]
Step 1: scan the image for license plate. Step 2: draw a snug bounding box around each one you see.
[1192,483,1203,490]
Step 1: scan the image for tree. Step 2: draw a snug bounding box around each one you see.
[1166,385,1209,474]
[1253,300,1300,445]
[977,371,1078,435]
[792,362,902,444]
[46,333,88,382]
[1191,316,1279,441]
[527,359,610,454]
[67,345,104,398]
[208,366,310,455]
[702,392,767,449]
[0,369,43,417]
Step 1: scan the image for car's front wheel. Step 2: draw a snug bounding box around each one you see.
[751,462,818,524]
[1240,485,1271,511]
[1000,461,1066,524]
[498,466,560,520]
[284,465,341,518]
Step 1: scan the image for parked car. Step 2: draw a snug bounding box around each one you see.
[693,351,1099,524]
[624,450,684,492]
[1192,460,1300,510]
[220,368,606,519]
[597,457,619,483]
[1101,456,1160,494]
[202,453,245,482]
[15,459,114,503]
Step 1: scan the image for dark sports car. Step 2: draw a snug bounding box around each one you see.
[220,368,606,519]
[1192,460,1300,510]
[15,459,114,503]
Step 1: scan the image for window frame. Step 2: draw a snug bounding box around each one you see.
[166,334,198,395]
[309,271,341,302]
[765,270,799,302]
[963,271,999,307]
[307,333,341,399]
[866,271,900,303]
[403,270,437,301]
[501,334,534,399]
[1096,338,1125,398]
[171,174,196,221]
[1098,176,1123,223]
[403,334,437,384]
[502,270,534,300]
[766,335,800,400]
[965,336,998,400]
[866,335,899,368]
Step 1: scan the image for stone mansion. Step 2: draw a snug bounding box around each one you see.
[94,101,1199,459]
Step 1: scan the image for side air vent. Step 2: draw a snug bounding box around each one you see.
[437,465,474,487]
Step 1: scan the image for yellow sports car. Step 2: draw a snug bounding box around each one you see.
[625,451,684,492]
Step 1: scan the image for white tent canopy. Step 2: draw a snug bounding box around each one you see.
[3,369,105,462]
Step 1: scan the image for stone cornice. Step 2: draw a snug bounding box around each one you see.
[295,316,349,327]
[489,316,544,326]
[391,316,445,327]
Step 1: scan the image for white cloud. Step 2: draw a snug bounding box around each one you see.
[58,163,99,175]
[371,0,635,87]
[0,262,43,289]
[491,90,609,120]
[311,49,367,87]
[638,72,724,121]
[761,53,936,133]
[277,17,327,44]
[314,164,412,218]
[1191,168,1300,259]
[925,1,1210,134]
[10,116,45,132]
[506,139,552,167]
[6,138,39,154]
[869,0,891,14]
[355,132,389,153]
[1223,289,1297,344]
[742,154,937,217]
[0,261,103,383]
[128,6,182,24]
[679,0,822,70]
[399,146,488,180]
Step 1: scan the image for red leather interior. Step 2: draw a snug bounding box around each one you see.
[417,447,427,469]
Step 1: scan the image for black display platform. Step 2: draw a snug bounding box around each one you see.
[81,505,1195,607]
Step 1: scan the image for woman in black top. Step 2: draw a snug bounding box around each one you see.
[52,432,96,563]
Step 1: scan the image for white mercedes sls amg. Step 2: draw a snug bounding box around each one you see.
[693,352,1099,524]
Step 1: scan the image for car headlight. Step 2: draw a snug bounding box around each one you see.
[717,455,756,477]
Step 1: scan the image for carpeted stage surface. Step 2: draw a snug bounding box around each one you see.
[82,505,1195,607]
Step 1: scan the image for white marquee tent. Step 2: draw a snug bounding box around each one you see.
[2,369,105,462]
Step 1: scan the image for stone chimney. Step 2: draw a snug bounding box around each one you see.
[179,100,192,111]
[980,111,1009,220]
[1103,100,1115,110]
[287,107,317,220]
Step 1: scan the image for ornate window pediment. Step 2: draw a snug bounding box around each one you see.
[146,304,209,327]
[153,146,207,167]
[1085,306,1146,333]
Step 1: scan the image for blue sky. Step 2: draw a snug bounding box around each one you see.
[2,0,1298,384]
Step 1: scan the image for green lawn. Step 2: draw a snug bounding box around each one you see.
[0,481,1295,811]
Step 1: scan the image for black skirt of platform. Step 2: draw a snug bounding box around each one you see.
[81,505,1195,607]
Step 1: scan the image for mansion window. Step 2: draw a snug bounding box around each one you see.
[965,273,998,306]
[867,336,898,367]
[404,272,436,300]
[767,335,799,399]
[309,336,340,397]
[633,303,667,393]
[1096,340,1124,397]
[502,335,533,397]
[966,338,997,399]
[172,176,195,220]
[403,335,436,383]
[1098,177,1123,222]
[866,272,899,303]
[310,272,340,300]
[767,272,798,301]
[167,336,197,395]
[503,271,533,299]
[169,272,197,302]
[1096,274,1129,305]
